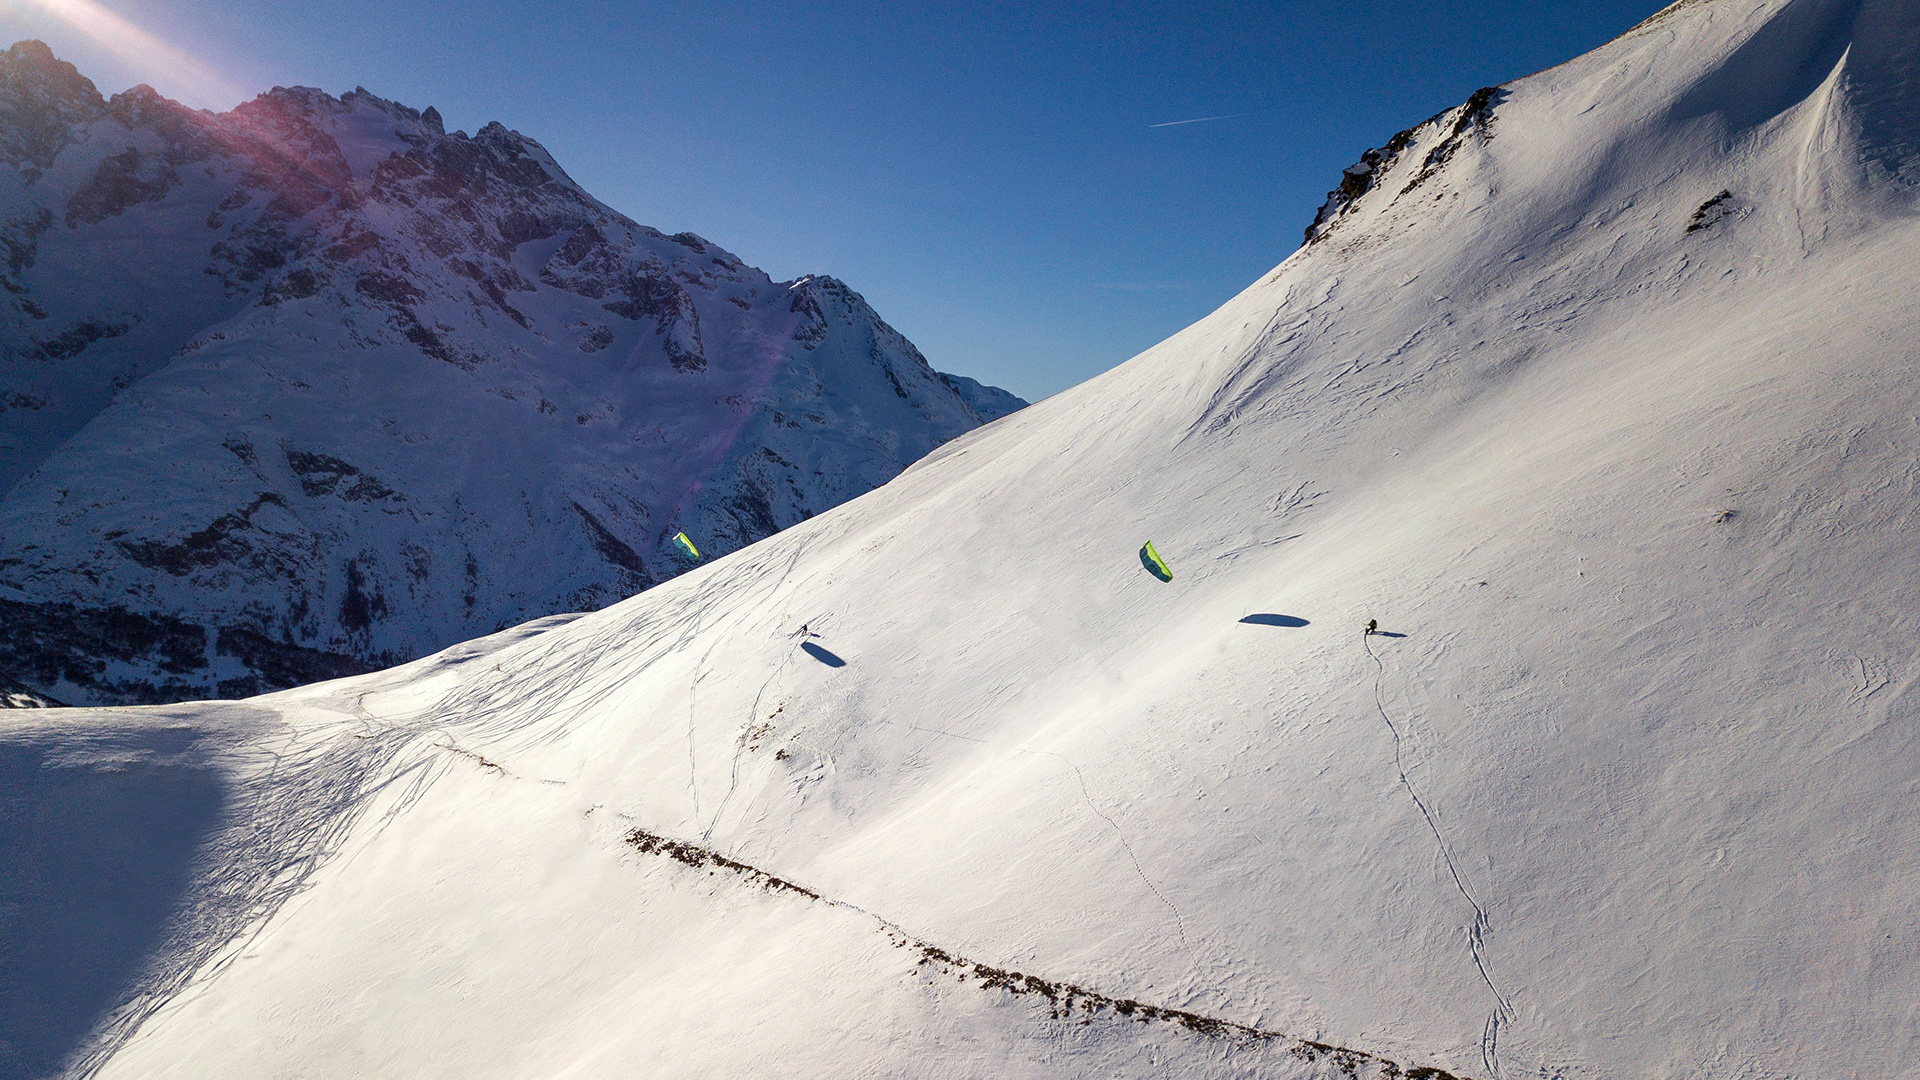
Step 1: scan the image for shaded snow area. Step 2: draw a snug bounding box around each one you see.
[0,675,60,707]
[0,41,1024,707]
[6,0,1920,1077]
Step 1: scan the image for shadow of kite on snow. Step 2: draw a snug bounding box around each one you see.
[800,642,847,667]
[1240,614,1309,628]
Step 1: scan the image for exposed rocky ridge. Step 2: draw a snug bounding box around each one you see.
[0,41,1024,706]
[1303,86,1504,248]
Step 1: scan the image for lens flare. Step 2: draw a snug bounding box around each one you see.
[4,0,248,109]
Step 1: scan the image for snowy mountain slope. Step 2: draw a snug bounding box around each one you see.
[939,370,1028,422]
[0,674,57,707]
[7,0,1920,1077]
[0,40,1023,706]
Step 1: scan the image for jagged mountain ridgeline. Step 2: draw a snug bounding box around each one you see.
[0,40,1023,705]
[5,1,1920,1078]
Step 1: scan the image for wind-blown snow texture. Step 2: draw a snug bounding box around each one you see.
[0,40,1023,706]
[6,1,1920,1077]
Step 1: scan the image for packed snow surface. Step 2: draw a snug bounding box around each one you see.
[6,0,1920,1076]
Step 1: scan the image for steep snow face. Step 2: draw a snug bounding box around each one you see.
[0,41,1024,705]
[7,2,1920,1078]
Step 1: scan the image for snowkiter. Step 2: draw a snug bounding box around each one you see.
[1364,619,1377,636]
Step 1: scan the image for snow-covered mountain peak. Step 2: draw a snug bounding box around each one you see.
[1308,0,1919,258]
[0,39,109,170]
[0,43,1023,705]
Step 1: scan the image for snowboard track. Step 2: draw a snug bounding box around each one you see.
[624,826,1476,1080]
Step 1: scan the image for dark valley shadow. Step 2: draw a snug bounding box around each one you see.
[1240,614,1309,628]
[0,727,227,1079]
[800,642,846,667]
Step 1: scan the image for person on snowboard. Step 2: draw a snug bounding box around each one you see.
[1364,619,1377,636]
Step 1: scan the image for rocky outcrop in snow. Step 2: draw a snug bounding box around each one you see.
[0,41,1023,705]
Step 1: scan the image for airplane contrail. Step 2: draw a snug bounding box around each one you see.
[1149,112,1251,128]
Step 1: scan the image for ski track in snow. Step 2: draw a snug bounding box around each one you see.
[701,645,799,847]
[869,716,1201,969]
[52,717,444,1077]
[1365,633,1514,1078]
[1017,745,1199,965]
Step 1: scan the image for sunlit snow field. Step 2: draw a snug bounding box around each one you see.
[6,0,1920,1076]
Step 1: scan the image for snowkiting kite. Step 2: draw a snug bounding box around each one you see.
[1139,541,1173,582]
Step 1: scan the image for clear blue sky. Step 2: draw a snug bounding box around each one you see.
[4,0,1666,400]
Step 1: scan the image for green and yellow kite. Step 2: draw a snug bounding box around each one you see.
[1139,541,1172,582]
